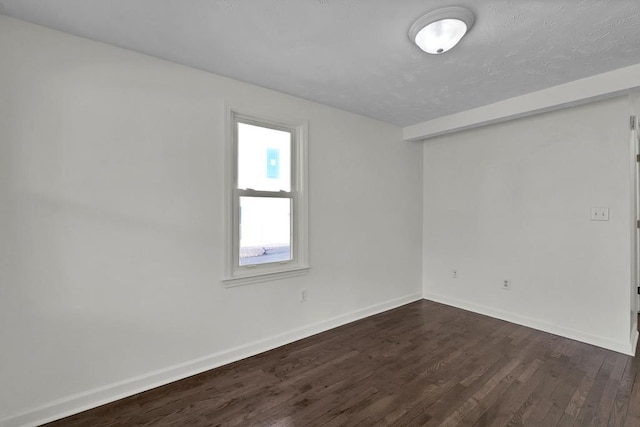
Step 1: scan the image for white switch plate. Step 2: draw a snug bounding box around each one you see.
[590,207,609,221]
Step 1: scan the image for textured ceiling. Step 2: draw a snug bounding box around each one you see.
[1,0,640,126]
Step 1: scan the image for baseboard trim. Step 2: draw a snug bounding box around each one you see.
[631,330,639,356]
[424,293,636,356]
[1,292,423,427]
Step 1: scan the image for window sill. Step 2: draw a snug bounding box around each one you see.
[222,266,310,288]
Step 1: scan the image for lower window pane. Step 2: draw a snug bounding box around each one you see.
[240,197,291,266]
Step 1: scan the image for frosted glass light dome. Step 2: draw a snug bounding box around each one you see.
[409,7,474,55]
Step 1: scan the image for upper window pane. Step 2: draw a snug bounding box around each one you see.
[237,122,291,192]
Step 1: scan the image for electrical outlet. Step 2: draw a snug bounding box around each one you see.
[502,280,511,290]
[451,269,458,279]
[590,207,609,221]
[300,289,307,302]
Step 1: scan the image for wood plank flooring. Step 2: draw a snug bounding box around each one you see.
[45,300,640,426]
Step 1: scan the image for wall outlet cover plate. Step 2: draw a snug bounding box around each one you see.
[590,207,609,221]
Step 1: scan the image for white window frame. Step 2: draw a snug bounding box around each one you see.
[223,109,309,287]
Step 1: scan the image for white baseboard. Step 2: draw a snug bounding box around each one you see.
[1,292,423,427]
[424,293,636,356]
[631,330,639,356]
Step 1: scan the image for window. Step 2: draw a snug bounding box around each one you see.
[223,111,309,286]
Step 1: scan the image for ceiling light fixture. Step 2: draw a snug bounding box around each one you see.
[408,6,474,54]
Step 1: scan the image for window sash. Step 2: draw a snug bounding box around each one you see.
[235,118,295,191]
[232,116,298,271]
[235,189,294,198]
[233,192,297,268]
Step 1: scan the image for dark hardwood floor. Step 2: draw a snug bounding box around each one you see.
[46,300,640,426]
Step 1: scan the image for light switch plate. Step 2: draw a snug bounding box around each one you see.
[590,207,609,221]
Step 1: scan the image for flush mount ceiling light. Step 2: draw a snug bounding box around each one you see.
[408,6,474,54]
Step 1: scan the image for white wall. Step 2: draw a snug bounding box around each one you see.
[422,96,636,355]
[0,15,423,425]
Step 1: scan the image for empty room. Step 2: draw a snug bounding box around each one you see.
[1,1,640,426]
